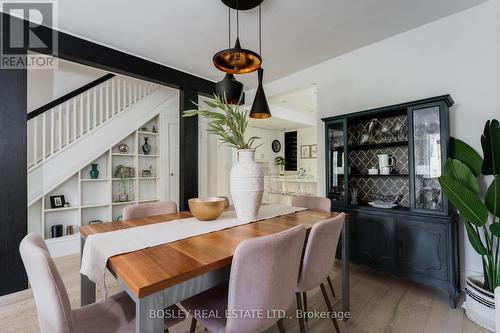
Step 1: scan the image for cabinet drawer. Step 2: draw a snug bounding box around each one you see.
[396,217,448,281]
[355,212,395,267]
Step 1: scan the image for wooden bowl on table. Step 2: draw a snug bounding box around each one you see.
[188,197,226,221]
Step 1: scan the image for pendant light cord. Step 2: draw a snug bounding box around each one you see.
[236,0,239,39]
[259,4,262,55]
[228,7,231,48]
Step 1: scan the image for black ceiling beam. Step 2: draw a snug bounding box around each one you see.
[29,18,215,95]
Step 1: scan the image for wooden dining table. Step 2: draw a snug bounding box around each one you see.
[79,208,350,333]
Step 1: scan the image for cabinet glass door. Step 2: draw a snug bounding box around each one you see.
[327,121,347,202]
[412,106,443,211]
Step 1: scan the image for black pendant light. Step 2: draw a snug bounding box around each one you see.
[215,7,244,104]
[250,68,271,118]
[250,4,271,119]
[213,0,262,74]
[216,73,243,104]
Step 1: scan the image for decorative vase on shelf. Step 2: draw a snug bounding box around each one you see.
[118,143,129,154]
[142,137,151,155]
[118,193,128,202]
[230,149,263,222]
[90,163,99,179]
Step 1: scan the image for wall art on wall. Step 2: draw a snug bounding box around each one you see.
[300,145,311,159]
[310,144,317,158]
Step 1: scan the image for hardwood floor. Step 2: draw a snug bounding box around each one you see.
[0,255,487,333]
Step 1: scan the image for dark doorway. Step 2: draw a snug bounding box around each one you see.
[284,131,298,171]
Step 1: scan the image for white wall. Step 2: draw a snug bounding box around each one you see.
[197,96,234,198]
[27,58,109,166]
[248,0,500,281]
[245,126,282,174]
[198,119,233,198]
[27,57,106,112]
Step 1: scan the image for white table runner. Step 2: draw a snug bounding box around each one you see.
[80,204,307,292]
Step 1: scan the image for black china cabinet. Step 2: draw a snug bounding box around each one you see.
[322,95,459,307]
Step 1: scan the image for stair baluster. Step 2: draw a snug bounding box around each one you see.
[27,76,159,171]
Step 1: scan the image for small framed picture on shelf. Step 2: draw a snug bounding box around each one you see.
[50,195,66,209]
[300,145,311,159]
[142,169,153,178]
[310,144,317,158]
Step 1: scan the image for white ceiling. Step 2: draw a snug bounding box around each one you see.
[248,114,312,131]
[53,0,486,89]
[268,86,317,115]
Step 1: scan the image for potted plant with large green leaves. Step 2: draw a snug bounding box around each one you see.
[438,120,500,331]
[183,95,263,221]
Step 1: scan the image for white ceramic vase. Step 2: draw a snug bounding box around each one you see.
[230,149,263,221]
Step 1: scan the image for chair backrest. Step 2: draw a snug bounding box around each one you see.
[226,225,306,333]
[122,200,177,220]
[292,195,331,212]
[19,233,74,333]
[297,213,345,292]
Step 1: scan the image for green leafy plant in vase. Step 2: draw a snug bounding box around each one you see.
[183,95,265,221]
[275,156,286,176]
[438,119,500,330]
[183,94,262,150]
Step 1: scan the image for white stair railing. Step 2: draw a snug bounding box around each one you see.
[27,76,159,171]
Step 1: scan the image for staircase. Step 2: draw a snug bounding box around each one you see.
[28,75,160,170]
[28,74,178,206]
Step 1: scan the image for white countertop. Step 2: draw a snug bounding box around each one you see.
[266,176,318,183]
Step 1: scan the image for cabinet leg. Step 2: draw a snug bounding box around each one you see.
[448,292,457,309]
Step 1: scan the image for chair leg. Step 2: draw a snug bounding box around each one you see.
[189,317,197,333]
[327,275,336,298]
[296,292,306,333]
[320,283,340,333]
[277,318,286,333]
[302,292,308,323]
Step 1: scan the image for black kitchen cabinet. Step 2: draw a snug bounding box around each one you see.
[323,95,459,307]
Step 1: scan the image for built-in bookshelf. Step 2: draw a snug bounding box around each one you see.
[39,116,161,244]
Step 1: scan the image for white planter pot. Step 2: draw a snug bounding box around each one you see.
[465,276,495,332]
[230,149,263,222]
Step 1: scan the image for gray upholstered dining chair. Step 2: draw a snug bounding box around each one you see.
[295,214,345,333]
[292,195,331,213]
[122,200,177,220]
[181,225,307,333]
[19,232,183,333]
[291,195,338,307]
